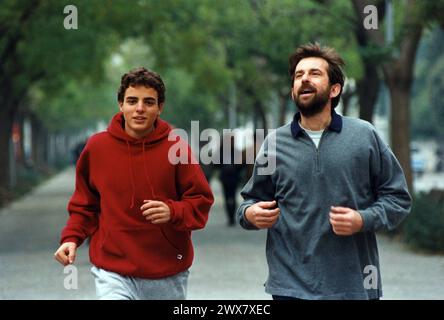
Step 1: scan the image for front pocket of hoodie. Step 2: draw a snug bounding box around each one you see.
[99,226,187,274]
[99,229,125,258]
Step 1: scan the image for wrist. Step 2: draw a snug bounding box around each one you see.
[354,210,364,232]
[244,206,254,224]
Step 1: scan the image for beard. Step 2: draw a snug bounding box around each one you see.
[294,85,330,117]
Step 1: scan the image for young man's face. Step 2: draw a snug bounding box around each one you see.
[292,57,338,117]
[119,85,163,139]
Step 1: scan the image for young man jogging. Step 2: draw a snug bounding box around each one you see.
[54,67,214,300]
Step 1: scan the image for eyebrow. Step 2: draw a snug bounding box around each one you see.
[295,68,323,74]
[125,96,157,101]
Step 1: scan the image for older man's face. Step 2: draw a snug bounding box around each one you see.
[292,57,332,117]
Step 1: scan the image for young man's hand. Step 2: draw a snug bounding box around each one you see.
[54,242,77,266]
[245,200,280,229]
[141,200,171,224]
[329,206,363,236]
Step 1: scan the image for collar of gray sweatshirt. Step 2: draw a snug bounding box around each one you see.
[237,110,412,300]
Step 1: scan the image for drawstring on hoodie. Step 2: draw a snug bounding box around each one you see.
[126,141,136,209]
[125,139,157,210]
[110,113,169,212]
[142,140,157,199]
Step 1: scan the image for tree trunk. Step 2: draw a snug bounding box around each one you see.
[357,65,380,123]
[31,114,48,170]
[0,109,14,201]
[352,0,422,194]
[351,0,384,123]
[254,100,268,132]
[340,84,355,117]
[383,13,422,194]
[278,93,288,126]
[15,112,25,166]
[386,80,413,192]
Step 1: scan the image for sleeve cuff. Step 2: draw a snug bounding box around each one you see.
[166,200,181,225]
[358,209,375,232]
[239,205,259,230]
[61,236,82,247]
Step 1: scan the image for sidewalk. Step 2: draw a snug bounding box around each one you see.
[0,167,443,299]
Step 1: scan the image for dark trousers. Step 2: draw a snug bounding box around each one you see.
[221,181,237,226]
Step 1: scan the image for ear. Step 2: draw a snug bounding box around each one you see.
[330,83,341,99]
[158,103,164,115]
[118,102,123,112]
[290,89,295,101]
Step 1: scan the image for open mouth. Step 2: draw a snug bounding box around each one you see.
[299,88,316,97]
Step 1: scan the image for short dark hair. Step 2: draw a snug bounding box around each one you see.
[117,67,166,104]
[288,43,345,108]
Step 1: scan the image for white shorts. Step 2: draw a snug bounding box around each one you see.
[91,266,189,300]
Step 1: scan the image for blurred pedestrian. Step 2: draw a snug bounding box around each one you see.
[241,132,261,183]
[237,43,411,300]
[436,146,443,172]
[54,67,214,300]
[71,140,86,165]
[216,134,245,226]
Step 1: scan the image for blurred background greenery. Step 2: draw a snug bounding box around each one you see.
[1,0,444,251]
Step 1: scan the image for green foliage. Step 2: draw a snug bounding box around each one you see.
[404,191,444,253]
[162,68,223,130]
[32,79,116,132]
[411,26,444,139]
[0,0,375,133]
[0,0,124,134]
[3,0,442,135]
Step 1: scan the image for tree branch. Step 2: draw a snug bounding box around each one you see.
[0,0,41,65]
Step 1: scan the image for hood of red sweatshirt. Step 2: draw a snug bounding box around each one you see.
[107,112,172,145]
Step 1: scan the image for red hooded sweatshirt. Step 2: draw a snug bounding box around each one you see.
[60,112,214,278]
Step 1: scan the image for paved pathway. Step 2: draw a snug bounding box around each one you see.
[0,168,443,299]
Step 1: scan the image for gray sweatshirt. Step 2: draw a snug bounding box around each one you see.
[237,111,411,300]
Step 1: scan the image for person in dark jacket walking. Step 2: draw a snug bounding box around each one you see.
[216,134,244,226]
[54,67,214,300]
[237,43,411,300]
